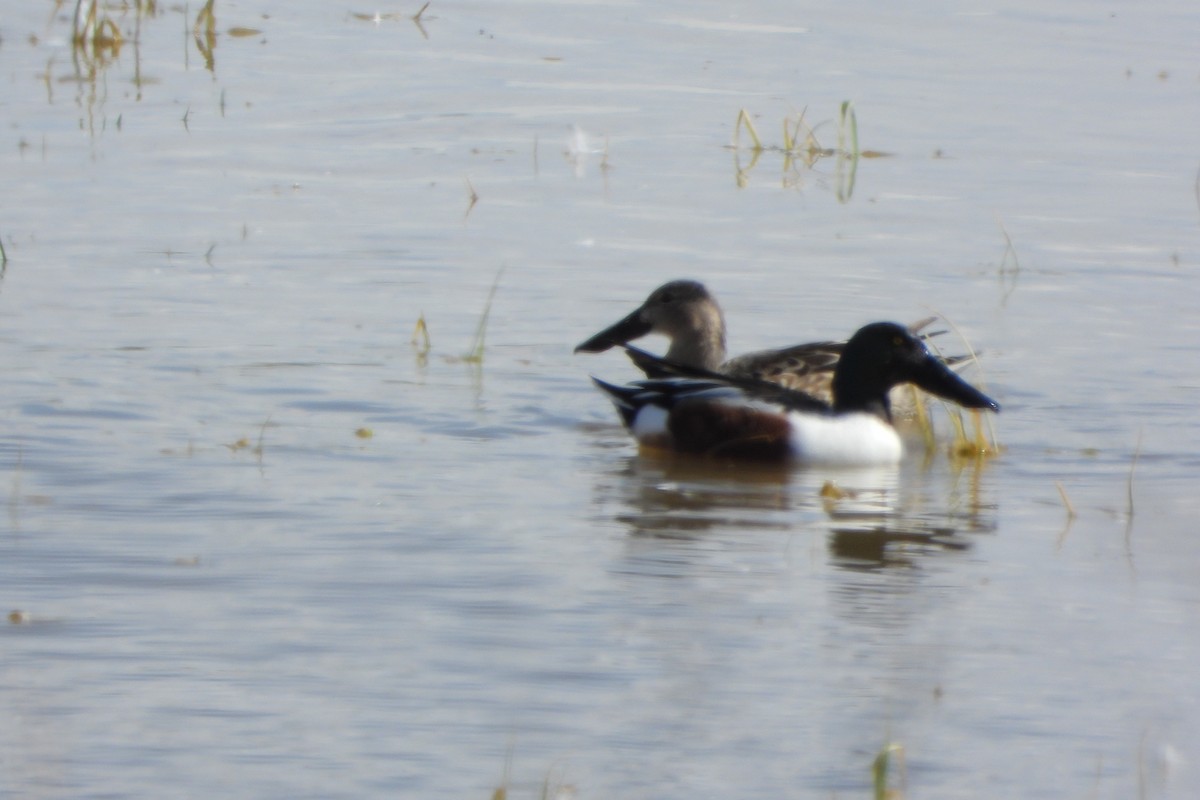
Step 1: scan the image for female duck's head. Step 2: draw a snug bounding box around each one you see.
[574,280,727,369]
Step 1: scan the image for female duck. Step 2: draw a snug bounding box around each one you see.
[575,279,936,399]
[590,321,999,466]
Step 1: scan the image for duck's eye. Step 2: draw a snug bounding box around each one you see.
[658,292,674,304]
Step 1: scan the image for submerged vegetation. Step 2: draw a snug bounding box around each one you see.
[224,417,271,464]
[56,0,265,135]
[896,315,1000,463]
[411,314,432,358]
[917,315,1002,461]
[485,739,911,799]
[463,269,504,363]
[350,2,434,38]
[489,743,575,800]
[410,269,504,366]
[465,177,481,220]
[872,742,907,800]
[994,216,1021,302]
[68,0,431,81]
[71,0,124,62]
[730,102,889,198]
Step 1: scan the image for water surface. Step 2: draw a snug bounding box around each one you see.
[2,1,1199,797]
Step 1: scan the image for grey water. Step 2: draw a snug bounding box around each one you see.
[2,2,1199,797]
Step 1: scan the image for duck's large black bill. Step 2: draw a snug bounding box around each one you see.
[909,352,1000,412]
[574,309,653,354]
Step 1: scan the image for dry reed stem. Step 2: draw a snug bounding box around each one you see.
[1055,481,1076,519]
[411,315,431,354]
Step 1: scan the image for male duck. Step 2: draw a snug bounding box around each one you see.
[590,321,999,466]
[575,279,938,399]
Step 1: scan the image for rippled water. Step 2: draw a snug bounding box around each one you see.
[2,1,1199,798]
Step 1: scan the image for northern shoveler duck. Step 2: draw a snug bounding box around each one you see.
[574,279,941,400]
[589,321,999,466]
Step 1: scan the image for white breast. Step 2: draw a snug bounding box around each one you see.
[786,412,903,466]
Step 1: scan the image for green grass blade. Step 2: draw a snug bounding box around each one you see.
[465,268,504,363]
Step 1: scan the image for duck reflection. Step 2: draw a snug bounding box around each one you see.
[827,522,967,568]
[609,454,797,540]
[598,449,996,568]
[820,464,994,569]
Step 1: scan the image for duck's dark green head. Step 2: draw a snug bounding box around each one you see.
[832,321,999,418]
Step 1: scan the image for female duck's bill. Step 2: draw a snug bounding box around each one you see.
[589,321,999,467]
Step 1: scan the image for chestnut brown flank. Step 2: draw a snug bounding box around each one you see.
[667,401,792,460]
